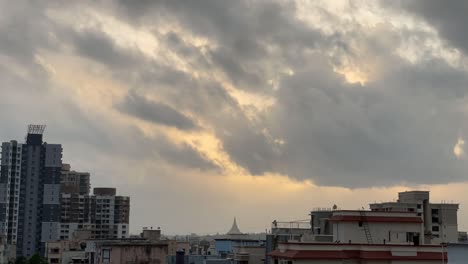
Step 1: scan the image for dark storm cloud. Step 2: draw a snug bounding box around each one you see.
[0,2,49,62]
[273,58,467,187]
[385,0,468,54]
[0,0,214,174]
[213,53,468,188]
[108,0,468,187]
[117,92,197,130]
[72,30,142,68]
[115,0,323,92]
[2,0,468,188]
[156,139,217,171]
[56,114,215,171]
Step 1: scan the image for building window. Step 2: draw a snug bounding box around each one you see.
[102,249,110,263]
[417,204,422,209]
[432,226,440,232]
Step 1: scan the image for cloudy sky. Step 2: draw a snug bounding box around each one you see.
[1,0,468,234]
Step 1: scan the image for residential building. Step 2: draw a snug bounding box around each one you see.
[266,190,458,263]
[167,253,233,264]
[47,228,158,264]
[327,210,424,245]
[59,187,129,241]
[270,208,427,263]
[86,235,168,264]
[233,246,265,264]
[88,188,130,240]
[0,125,62,256]
[370,191,459,244]
[266,220,312,264]
[0,235,15,264]
[269,242,446,263]
[59,194,92,240]
[60,164,90,195]
[45,239,86,264]
[59,165,129,241]
[59,166,92,241]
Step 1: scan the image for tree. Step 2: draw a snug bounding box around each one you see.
[14,256,27,264]
[27,254,48,264]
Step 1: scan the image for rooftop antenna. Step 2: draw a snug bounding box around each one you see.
[27,124,46,134]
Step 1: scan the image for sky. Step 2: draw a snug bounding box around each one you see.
[1,0,468,235]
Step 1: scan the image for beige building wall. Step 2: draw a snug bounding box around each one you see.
[333,222,423,244]
[96,244,168,264]
[330,211,424,245]
[429,204,458,243]
[272,243,444,264]
[233,246,265,264]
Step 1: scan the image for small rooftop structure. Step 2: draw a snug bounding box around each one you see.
[27,124,46,134]
[93,187,116,196]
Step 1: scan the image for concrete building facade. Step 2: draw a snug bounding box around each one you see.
[86,240,168,264]
[329,211,424,245]
[59,167,130,241]
[269,242,447,264]
[0,125,62,256]
[60,164,90,195]
[88,188,130,240]
[370,191,459,244]
[59,165,92,241]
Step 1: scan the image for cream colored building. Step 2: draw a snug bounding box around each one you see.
[330,211,424,245]
[233,246,265,264]
[370,191,459,244]
[269,242,446,264]
[267,190,456,264]
[86,240,168,264]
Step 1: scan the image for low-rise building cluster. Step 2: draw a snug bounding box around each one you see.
[267,190,466,264]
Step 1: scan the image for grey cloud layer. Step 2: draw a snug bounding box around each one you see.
[117,92,198,130]
[1,0,468,188]
[387,0,468,55]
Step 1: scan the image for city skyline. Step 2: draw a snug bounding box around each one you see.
[2,0,468,236]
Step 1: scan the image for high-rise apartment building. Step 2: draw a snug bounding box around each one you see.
[58,164,92,240]
[88,188,130,239]
[0,125,62,257]
[0,125,131,256]
[59,185,129,240]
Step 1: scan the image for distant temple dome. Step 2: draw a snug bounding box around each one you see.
[227,217,243,235]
